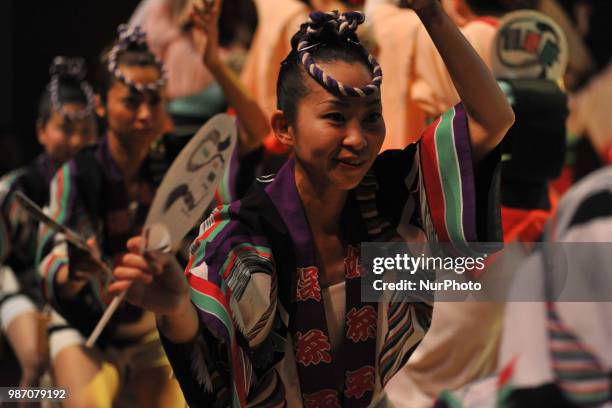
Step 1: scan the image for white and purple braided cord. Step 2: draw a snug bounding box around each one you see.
[49,57,95,121]
[107,24,166,93]
[297,11,382,97]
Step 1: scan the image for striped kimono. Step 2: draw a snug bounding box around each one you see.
[161,103,502,407]
[0,154,58,314]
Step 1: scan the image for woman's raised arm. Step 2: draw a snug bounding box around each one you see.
[191,0,271,157]
[409,0,515,162]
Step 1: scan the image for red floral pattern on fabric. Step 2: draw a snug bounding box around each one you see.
[344,245,362,279]
[345,366,376,399]
[303,389,341,407]
[346,306,377,343]
[295,329,332,366]
[296,266,322,302]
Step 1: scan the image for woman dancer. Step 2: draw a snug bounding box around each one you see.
[111,1,514,406]
[0,57,96,393]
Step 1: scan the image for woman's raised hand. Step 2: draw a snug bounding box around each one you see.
[109,236,191,316]
[190,0,223,68]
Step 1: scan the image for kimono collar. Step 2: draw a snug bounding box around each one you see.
[94,134,156,184]
[262,156,397,261]
[262,156,387,407]
[264,157,317,267]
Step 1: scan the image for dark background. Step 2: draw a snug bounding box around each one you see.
[0,0,257,175]
[0,0,142,174]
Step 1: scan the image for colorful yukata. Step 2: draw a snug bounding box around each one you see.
[0,154,58,329]
[160,103,502,407]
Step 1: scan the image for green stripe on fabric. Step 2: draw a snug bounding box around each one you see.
[189,287,233,337]
[554,351,600,359]
[219,167,231,204]
[232,385,241,408]
[437,390,463,408]
[567,391,610,404]
[191,245,208,271]
[558,370,608,380]
[496,382,515,407]
[57,164,71,223]
[191,217,231,268]
[434,108,465,243]
[36,165,72,265]
[550,332,580,341]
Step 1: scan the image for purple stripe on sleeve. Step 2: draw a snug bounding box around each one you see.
[452,104,478,242]
[196,308,230,342]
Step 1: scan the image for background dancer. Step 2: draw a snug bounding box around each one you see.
[0,57,97,400]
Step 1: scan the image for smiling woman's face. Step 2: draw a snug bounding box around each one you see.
[289,60,385,191]
[37,103,97,163]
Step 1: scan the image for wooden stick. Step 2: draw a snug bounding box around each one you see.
[85,291,127,348]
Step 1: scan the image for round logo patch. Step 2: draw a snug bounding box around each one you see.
[492,10,568,82]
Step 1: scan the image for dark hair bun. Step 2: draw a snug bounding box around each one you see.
[290,11,364,51]
[50,57,87,81]
[116,24,150,52]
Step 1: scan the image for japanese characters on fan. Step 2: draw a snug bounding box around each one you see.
[110,1,514,406]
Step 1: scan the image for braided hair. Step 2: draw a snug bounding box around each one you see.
[38,57,95,125]
[277,11,382,125]
[97,24,166,102]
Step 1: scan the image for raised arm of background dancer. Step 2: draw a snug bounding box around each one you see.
[191,0,271,157]
[410,0,515,163]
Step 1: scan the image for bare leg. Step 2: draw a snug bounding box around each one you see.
[6,311,47,386]
[5,311,48,408]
